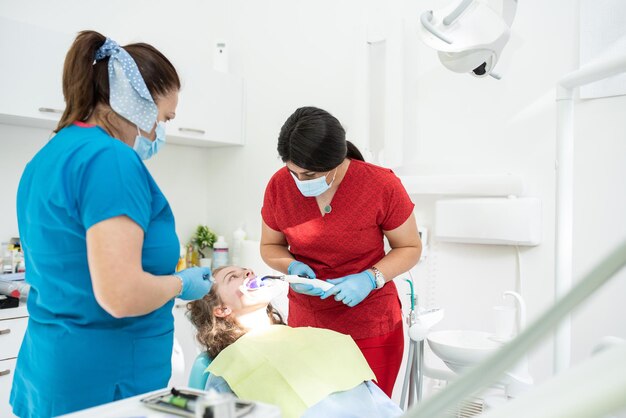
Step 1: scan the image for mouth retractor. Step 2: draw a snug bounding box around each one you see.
[244,276,267,290]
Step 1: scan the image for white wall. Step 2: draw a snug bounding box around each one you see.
[1,0,625,400]
[0,125,49,239]
[197,0,373,240]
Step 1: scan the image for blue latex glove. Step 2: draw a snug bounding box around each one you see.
[287,260,324,297]
[320,270,376,307]
[174,266,212,300]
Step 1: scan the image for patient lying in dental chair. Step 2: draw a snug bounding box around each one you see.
[187,266,403,418]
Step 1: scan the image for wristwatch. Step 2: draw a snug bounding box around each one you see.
[370,266,385,289]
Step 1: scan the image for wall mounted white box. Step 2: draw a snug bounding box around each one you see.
[434,198,542,246]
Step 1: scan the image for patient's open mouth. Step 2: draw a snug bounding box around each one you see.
[243,276,269,291]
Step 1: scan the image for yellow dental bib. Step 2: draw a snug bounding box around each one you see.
[207,325,375,418]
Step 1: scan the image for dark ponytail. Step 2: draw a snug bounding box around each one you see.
[55,30,180,133]
[346,140,364,161]
[277,106,364,172]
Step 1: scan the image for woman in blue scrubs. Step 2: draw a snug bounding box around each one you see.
[10,31,212,418]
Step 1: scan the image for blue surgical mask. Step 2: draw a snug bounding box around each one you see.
[133,121,166,160]
[291,168,338,197]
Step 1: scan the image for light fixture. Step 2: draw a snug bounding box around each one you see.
[418,0,518,79]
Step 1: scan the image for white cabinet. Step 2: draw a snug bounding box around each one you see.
[0,318,27,361]
[0,359,18,418]
[168,69,245,147]
[0,306,28,418]
[0,17,72,130]
[0,17,245,147]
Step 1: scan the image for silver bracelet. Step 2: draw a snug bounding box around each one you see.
[371,266,386,289]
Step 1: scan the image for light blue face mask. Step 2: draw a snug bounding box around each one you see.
[290,168,338,197]
[134,121,166,160]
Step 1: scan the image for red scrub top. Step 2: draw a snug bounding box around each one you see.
[262,159,414,339]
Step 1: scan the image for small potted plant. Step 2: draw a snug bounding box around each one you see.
[192,225,217,267]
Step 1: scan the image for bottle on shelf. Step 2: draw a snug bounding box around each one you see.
[176,245,187,272]
[0,278,29,299]
[191,248,199,267]
[2,242,14,274]
[231,226,246,266]
[185,243,195,268]
[212,236,229,269]
[14,249,25,273]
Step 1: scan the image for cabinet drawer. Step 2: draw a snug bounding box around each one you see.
[0,318,27,360]
[0,357,17,418]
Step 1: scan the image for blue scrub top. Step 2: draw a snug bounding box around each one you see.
[10,124,180,418]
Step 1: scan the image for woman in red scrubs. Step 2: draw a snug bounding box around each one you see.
[261,106,422,397]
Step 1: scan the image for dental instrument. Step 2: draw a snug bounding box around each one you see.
[399,275,444,410]
[400,277,423,410]
[246,275,334,292]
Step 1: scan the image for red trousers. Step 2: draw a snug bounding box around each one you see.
[354,324,404,398]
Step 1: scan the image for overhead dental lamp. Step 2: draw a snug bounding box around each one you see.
[418,0,518,79]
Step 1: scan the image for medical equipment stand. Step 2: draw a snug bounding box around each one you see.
[399,279,423,410]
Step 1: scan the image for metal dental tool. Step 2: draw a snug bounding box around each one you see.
[249,274,335,292]
[400,273,444,411]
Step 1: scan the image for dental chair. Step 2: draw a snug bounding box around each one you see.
[188,353,237,394]
[188,352,212,389]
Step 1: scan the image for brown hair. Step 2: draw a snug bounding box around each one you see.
[187,267,285,358]
[55,30,180,134]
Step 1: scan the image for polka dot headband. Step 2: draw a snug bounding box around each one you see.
[95,38,158,132]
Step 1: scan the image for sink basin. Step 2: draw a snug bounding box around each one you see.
[427,330,503,374]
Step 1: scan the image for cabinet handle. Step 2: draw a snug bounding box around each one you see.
[38,107,64,114]
[178,127,206,135]
[0,369,10,377]
[0,328,10,335]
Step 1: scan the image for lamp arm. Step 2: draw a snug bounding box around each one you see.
[420,10,452,44]
[443,0,474,26]
[441,0,518,28]
[502,0,518,27]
